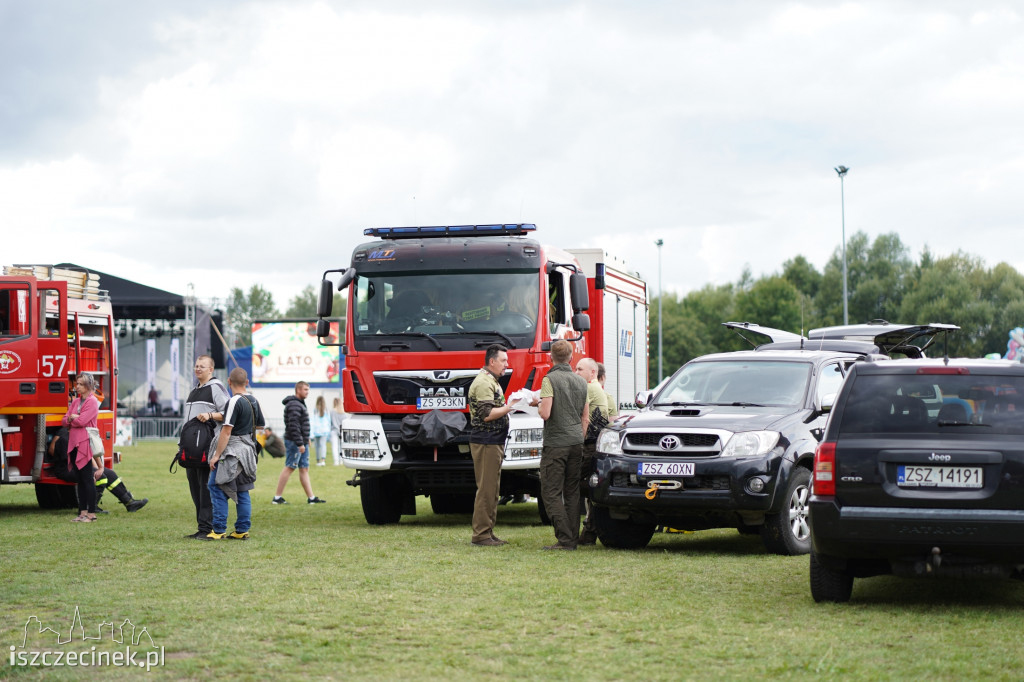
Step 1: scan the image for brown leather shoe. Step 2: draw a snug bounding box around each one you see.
[471,537,506,547]
[542,543,576,551]
[490,533,508,545]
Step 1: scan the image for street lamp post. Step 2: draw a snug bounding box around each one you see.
[834,165,850,325]
[655,238,663,384]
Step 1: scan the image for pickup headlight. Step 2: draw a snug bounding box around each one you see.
[720,431,780,457]
[596,429,624,455]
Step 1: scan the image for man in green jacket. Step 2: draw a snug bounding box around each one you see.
[538,339,589,550]
[468,344,518,547]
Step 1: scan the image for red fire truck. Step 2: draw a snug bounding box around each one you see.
[314,224,648,524]
[0,266,117,508]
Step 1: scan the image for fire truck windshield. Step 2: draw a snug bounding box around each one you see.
[352,270,539,352]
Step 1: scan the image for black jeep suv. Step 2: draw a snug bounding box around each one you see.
[809,358,1024,602]
[587,322,956,555]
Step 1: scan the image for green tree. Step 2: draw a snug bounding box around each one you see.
[285,284,347,319]
[225,285,278,346]
[782,255,821,300]
[286,285,318,318]
[732,276,802,337]
[814,231,914,327]
[899,252,994,357]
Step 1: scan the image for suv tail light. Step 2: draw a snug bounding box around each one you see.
[916,367,969,375]
[813,442,836,497]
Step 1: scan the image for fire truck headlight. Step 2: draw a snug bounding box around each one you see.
[511,428,544,443]
[343,429,374,444]
[507,428,543,460]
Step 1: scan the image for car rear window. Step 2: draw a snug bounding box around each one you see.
[838,373,1024,435]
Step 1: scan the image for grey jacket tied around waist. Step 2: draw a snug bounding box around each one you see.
[215,434,258,502]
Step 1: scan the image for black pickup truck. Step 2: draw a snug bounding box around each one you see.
[587,322,956,555]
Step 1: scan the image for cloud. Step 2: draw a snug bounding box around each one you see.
[2,0,1024,313]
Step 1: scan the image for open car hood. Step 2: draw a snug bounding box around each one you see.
[807,321,959,357]
[721,321,804,346]
[723,320,960,358]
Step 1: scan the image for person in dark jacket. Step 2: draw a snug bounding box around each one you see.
[272,381,326,505]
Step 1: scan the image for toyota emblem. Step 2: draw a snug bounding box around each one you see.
[659,435,681,450]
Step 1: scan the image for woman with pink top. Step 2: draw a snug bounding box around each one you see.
[62,372,100,522]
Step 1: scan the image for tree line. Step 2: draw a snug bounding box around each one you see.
[222,232,1024,367]
[649,231,1024,376]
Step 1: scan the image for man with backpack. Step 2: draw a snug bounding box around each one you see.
[180,354,230,539]
[205,368,265,540]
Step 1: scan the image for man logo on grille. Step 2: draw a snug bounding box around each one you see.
[433,370,451,381]
[659,435,680,450]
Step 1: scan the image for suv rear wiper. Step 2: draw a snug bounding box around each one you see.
[376,331,442,350]
[449,330,516,348]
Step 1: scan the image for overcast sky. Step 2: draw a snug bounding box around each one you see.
[3,1,1023,313]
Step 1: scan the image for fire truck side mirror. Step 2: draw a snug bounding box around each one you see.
[316,319,332,339]
[569,272,589,312]
[317,280,334,317]
[572,312,590,332]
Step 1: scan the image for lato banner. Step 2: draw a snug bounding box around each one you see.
[251,321,341,384]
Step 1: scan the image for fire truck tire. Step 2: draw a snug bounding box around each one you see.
[429,493,475,515]
[360,475,404,525]
[35,483,78,509]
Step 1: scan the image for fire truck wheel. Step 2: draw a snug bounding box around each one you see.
[360,474,404,525]
[429,493,475,515]
[35,483,78,510]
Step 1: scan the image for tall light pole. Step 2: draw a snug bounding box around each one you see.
[655,238,663,384]
[834,165,850,325]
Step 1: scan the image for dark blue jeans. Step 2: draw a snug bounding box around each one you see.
[208,468,251,534]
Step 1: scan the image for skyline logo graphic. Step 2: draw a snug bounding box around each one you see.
[10,606,164,672]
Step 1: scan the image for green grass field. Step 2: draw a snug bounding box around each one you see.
[3,441,1024,681]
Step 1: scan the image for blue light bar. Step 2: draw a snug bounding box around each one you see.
[363,224,537,239]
